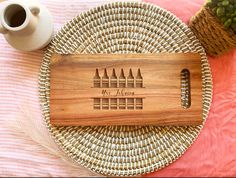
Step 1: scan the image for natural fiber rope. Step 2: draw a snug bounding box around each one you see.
[39,2,213,176]
[189,6,236,57]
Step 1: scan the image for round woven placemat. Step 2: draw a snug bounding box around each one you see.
[39,2,213,176]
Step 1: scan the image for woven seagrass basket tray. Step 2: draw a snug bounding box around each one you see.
[39,2,213,176]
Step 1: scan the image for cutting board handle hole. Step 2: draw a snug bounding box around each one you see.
[180,69,191,109]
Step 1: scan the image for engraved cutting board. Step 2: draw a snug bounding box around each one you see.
[50,53,202,126]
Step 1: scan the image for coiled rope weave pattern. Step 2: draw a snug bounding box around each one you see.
[189,7,236,57]
[39,2,213,176]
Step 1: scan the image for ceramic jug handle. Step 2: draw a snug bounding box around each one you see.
[0,23,8,34]
[30,6,40,16]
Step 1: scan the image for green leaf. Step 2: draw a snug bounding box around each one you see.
[217,7,225,17]
[222,0,230,6]
[221,17,227,22]
[206,0,213,7]
[226,4,234,13]
[224,18,232,28]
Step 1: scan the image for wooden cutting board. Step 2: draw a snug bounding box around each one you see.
[50,53,202,126]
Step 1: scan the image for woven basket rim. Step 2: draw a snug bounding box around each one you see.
[189,5,236,56]
[203,6,236,39]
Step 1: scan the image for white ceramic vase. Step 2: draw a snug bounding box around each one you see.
[0,0,53,51]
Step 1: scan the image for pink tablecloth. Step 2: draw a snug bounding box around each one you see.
[0,0,236,177]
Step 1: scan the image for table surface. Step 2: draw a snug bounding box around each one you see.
[0,0,236,177]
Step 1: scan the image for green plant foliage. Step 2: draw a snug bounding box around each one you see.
[206,0,236,33]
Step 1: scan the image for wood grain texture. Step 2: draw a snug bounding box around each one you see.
[50,53,202,126]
